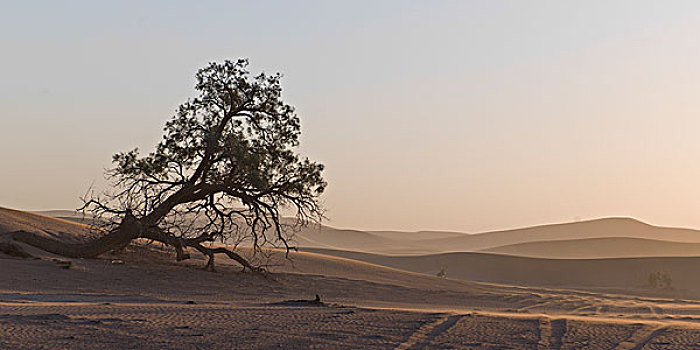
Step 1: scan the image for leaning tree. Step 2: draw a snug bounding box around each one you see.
[0,59,326,271]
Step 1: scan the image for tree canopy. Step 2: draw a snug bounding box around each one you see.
[2,59,326,271]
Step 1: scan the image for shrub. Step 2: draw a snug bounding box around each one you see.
[648,271,672,289]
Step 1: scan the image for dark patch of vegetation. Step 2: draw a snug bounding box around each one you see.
[648,271,672,289]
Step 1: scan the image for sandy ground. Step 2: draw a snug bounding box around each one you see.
[4,246,700,349]
[300,248,700,300]
[6,208,700,348]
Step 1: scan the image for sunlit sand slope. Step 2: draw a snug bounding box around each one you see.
[4,243,700,349]
[6,206,700,348]
[410,218,700,252]
[294,217,700,255]
[303,247,700,299]
[0,207,93,243]
[483,237,700,259]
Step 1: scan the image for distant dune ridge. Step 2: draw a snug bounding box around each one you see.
[31,209,96,225]
[483,237,700,259]
[301,247,700,298]
[289,217,700,256]
[34,209,700,257]
[12,205,700,299]
[1,207,93,243]
[16,207,700,298]
[32,209,83,219]
[290,217,700,298]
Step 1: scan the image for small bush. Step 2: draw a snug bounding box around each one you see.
[55,260,72,269]
[648,271,672,289]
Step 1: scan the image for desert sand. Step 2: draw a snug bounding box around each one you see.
[5,208,700,348]
[290,217,700,255]
[483,237,700,259]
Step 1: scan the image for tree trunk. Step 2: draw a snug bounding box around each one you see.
[0,210,259,272]
[0,211,142,259]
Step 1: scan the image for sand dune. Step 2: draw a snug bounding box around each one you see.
[483,237,700,259]
[420,217,700,252]
[23,206,700,300]
[4,230,700,349]
[0,207,93,243]
[293,217,700,255]
[32,209,83,219]
[8,207,700,348]
[302,247,700,300]
[365,230,467,241]
[290,226,403,252]
[9,245,700,349]
[36,209,700,256]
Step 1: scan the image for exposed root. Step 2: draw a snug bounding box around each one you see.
[193,244,263,273]
[140,230,262,273]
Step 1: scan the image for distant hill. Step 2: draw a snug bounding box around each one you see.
[290,225,440,254]
[302,247,700,298]
[34,209,700,257]
[482,237,700,259]
[420,217,700,251]
[292,217,700,255]
[1,207,93,243]
[32,209,82,218]
[12,205,700,299]
[366,230,468,241]
[32,210,100,226]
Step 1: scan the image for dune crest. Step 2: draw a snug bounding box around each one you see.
[289,217,700,256]
[0,207,93,243]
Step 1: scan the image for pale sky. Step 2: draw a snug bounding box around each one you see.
[3,1,700,232]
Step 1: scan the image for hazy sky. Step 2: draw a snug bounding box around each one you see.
[3,1,700,232]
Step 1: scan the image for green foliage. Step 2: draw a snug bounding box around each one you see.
[53,259,72,269]
[111,59,325,197]
[84,59,326,250]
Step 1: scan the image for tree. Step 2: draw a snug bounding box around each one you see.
[0,59,326,271]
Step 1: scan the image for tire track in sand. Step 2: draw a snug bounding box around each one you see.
[394,314,462,350]
[647,304,663,317]
[614,325,667,350]
[538,318,567,350]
